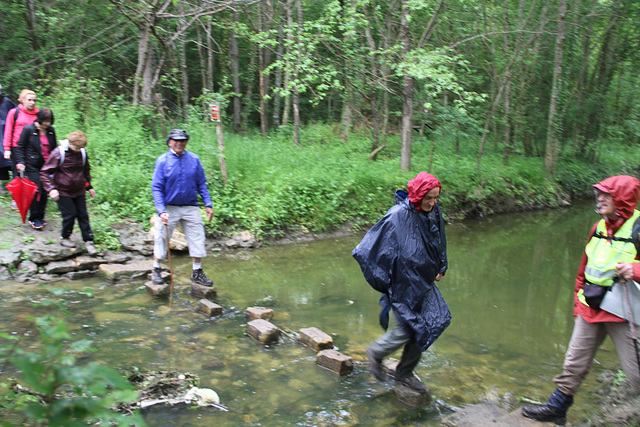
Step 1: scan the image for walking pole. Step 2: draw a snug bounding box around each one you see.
[165,223,175,310]
[623,281,640,377]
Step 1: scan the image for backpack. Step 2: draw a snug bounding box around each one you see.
[57,139,86,166]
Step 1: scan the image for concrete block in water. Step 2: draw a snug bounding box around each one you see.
[247,319,280,344]
[245,306,274,320]
[198,299,223,317]
[145,281,170,297]
[315,349,353,375]
[190,283,217,299]
[298,327,333,351]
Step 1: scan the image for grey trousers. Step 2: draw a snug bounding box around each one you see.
[554,315,640,395]
[367,313,422,380]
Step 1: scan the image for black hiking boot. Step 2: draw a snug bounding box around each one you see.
[366,347,385,381]
[522,404,567,425]
[151,267,164,285]
[191,268,213,286]
[396,375,427,392]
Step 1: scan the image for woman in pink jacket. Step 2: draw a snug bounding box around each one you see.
[3,90,39,169]
[3,89,38,209]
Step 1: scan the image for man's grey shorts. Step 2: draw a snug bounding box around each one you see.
[154,205,206,259]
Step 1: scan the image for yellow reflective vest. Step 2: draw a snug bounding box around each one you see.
[578,210,640,306]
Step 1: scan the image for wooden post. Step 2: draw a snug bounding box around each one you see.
[209,103,228,186]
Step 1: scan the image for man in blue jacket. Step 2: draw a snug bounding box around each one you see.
[353,172,451,392]
[151,129,214,286]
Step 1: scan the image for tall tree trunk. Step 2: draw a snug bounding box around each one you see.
[399,0,413,171]
[196,25,209,94]
[339,85,353,144]
[207,20,215,92]
[544,0,567,176]
[364,7,380,154]
[134,20,155,106]
[230,10,242,134]
[282,0,294,127]
[501,0,511,164]
[258,2,267,138]
[241,46,257,135]
[292,0,302,147]
[178,2,189,115]
[272,4,284,129]
[24,0,39,51]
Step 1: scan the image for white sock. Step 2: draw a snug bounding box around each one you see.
[153,261,161,268]
[193,262,201,270]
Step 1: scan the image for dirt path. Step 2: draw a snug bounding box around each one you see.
[0,191,69,253]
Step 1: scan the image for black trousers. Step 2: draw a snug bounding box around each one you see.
[57,194,94,241]
[25,170,47,222]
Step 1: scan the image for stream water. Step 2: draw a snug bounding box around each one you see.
[1,201,623,426]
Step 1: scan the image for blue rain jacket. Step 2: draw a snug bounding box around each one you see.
[152,150,212,216]
[352,190,451,352]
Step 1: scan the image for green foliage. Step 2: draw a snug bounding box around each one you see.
[30,81,640,239]
[0,288,145,426]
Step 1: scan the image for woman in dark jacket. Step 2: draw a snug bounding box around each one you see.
[15,108,56,229]
[352,172,451,392]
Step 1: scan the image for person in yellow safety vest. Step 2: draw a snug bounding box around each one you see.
[523,175,640,425]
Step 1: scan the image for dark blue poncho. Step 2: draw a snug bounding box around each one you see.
[352,190,451,352]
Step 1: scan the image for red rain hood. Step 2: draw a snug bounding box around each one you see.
[593,175,639,221]
[407,172,441,211]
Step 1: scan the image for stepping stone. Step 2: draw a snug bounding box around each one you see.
[298,327,333,351]
[145,281,170,297]
[99,260,153,281]
[245,306,274,320]
[316,349,353,375]
[393,380,431,407]
[247,319,280,344]
[190,283,217,299]
[198,299,223,317]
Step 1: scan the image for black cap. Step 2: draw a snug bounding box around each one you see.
[166,129,190,143]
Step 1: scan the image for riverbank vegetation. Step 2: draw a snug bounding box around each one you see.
[24,74,639,250]
[1,1,639,246]
[33,75,637,249]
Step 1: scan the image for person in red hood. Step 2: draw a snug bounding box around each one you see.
[353,172,450,393]
[523,175,640,424]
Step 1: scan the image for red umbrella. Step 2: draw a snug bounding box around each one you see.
[6,174,39,223]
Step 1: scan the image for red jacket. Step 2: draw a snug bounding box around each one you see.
[574,175,640,323]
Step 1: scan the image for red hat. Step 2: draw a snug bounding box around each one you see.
[407,172,441,210]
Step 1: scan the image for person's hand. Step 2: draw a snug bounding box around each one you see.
[88,188,96,198]
[3,150,10,160]
[205,207,214,222]
[616,262,634,281]
[435,273,443,281]
[160,212,169,226]
[16,163,25,172]
[49,189,59,200]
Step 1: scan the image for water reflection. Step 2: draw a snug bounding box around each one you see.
[0,201,617,425]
